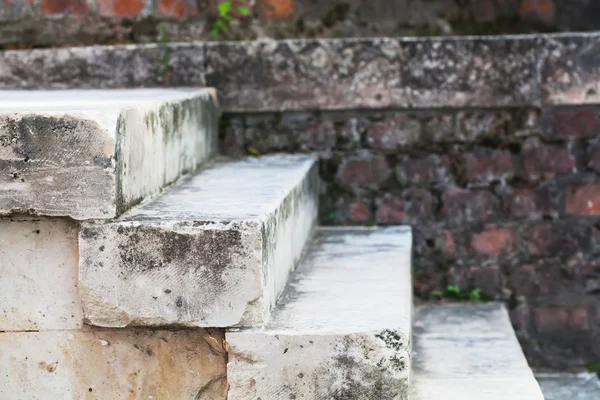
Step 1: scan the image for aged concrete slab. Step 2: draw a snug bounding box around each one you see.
[205,37,540,111]
[0,217,83,331]
[537,372,600,399]
[226,227,412,400]
[0,43,206,88]
[412,303,544,400]
[79,154,318,328]
[0,327,227,400]
[0,88,219,219]
[541,33,600,105]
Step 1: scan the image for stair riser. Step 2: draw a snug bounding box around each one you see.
[0,328,227,400]
[0,217,83,331]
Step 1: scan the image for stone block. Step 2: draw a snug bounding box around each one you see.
[0,327,226,399]
[227,227,412,400]
[79,155,318,328]
[0,88,219,219]
[0,217,83,331]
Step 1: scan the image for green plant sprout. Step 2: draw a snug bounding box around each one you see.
[211,1,250,38]
[430,285,483,302]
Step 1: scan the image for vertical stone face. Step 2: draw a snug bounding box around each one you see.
[79,155,319,328]
[0,89,219,219]
[0,217,83,331]
[0,328,227,400]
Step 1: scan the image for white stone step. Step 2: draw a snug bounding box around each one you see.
[411,303,545,400]
[226,227,413,400]
[537,372,600,399]
[79,154,318,328]
[0,327,227,399]
[0,217,83,331]
[0,88,219,220]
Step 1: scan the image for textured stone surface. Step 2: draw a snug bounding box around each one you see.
[0,327,227,400]
[79,155,318,328]
[227,227,412,400]
[0,217,83,331]
[0,43,206,88]
[412,303,544,400]
[205,37,539,111]
[541,33,600,105]
[537,373,600,399]
[0,88,218,219]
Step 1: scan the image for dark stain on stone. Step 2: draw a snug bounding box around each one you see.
[145,348,154,356]
[283,348,288,354]
[80,227,100,240]
[99,245,105,251]
[175,296,183,308]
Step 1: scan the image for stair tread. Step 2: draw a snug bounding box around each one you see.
[411,303,544,400]
[0,88,218,220]
[120,154,316,222]
[226,227,412,400]
[79,154,319,328]
[265,226,412,333]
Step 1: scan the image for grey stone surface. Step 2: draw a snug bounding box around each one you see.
[226,227,412,400]
[0,35,550,110]
[0,43,206,88]
[0,327,227,400]
[0,88,218,219]
[541,33,600,105]
[79,154,318,328]
[412,303,544,400]
[537,373,600,400]
[205,37,540,111]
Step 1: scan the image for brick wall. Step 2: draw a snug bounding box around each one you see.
[221,106,600,370]
[2,0,600,47]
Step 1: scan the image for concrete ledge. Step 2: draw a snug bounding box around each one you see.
[226,227,412,400]
[79,155,318,328]
[0,328,226,399]
[0,89,219,220]
[412,303,544,400]
[2,34,600,110]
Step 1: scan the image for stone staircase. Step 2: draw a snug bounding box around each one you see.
[0,89,544,399]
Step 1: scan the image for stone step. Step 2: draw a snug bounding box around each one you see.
[0,88,219,220]
[411,303,544,400]
[226,227,412,400]
[79,154,318,329]
[537,372,600,399]
[0,327,227,400]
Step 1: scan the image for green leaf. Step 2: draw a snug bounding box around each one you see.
[247,146,261,156]
[469,288,482,302]
[210,26,220,38]
[217,1,232,16]
[215,19,228,32]
[236,5,250,16]
[446,285,461,296]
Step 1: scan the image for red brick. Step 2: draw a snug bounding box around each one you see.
[544,107,599,139]
[463,147,514,184]
[521,140,576,182]
[535,305,569,332]
[588,141,600,172]
[470,265,502,298]
[414,271,442,297]
[300,120,336,150]
[42,0,88,15]
[366,114,421,151]
[502,187,557,219]
[158,0,198,17]
[441,187,500,226]
[96,0,146,17]
[565,183,600,215]
[336,152,391,191]
[470,227,514,257]
[441,229,458,259]
[375,189,434,225]
[349,201,370,223]
[511,304,530,331]
[395,154,452,186]
[569,306,590,330]
[526,223,584,259]
[259,0,295,19]
[519,0,555,24]
[508,261,562,297]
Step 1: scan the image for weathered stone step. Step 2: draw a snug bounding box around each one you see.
[226,227,412,400]
[0,88,219,220]
[411,303,544,400]
[79,154,318,328]
[0,327,227,399]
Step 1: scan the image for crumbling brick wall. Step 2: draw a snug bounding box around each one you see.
[1,0,600,47]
